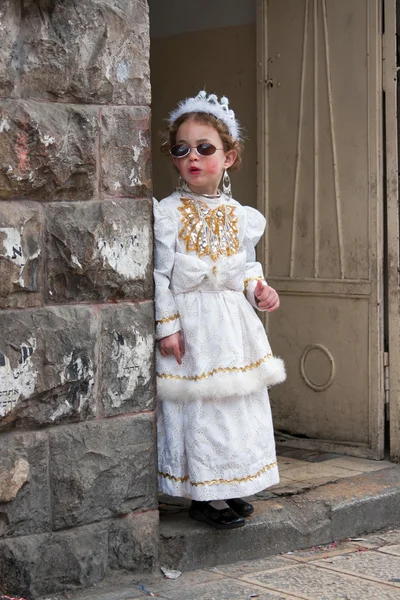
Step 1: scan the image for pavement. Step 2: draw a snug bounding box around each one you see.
[35,449,400,600]
[43,527,400,599]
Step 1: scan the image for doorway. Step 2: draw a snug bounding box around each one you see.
[149,0,399,461]
[149,0,258,208]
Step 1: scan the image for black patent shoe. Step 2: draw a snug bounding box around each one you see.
[189,501,245,530]
[226,498,254,517]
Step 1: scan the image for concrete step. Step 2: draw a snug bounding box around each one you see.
[159,466,400,571]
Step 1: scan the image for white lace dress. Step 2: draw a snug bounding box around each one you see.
[154,191,285,501]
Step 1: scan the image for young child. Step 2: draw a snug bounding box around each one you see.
[154,91,286,530]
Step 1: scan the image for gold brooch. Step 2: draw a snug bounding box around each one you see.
[178,197,240,262]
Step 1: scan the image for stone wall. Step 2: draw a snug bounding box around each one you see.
[0,2,157,598]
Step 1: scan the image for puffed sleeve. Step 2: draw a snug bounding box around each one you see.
[153,199,182,340]
[243,206,268,310]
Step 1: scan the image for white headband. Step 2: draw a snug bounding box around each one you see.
[168,90,240,140]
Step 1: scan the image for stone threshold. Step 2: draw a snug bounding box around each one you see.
[159,465,400,571]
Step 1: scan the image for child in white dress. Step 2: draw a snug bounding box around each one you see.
[154,91,286,529]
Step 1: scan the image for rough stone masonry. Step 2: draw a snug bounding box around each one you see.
[0,2,157,598]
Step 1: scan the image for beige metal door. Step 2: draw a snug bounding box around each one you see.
[257,0,385,458]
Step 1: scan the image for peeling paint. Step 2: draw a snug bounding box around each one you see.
[132,146,140,162]
[0,226,40,288]
[116,61,129,82]
[50,400,72,422]
[71,254,83,269]
[108,331,152,407]
[0,338,37,417]
[129,167,141,186]
[55,350,94,419]
[39,133,56,147]
[0,118,10,133]
[96,227,149,279]
[0,227,24,267]
[61,352,85,384]
[132,130,145,164]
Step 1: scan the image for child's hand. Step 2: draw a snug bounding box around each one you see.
[254,281,280,312]
[159,332,185,365]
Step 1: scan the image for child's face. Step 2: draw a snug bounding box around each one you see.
[172,117,237,196]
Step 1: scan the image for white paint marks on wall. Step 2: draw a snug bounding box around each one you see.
[96,225,150,279]
[50,400,72,422]
[132,130,145,162]
[0,226,40,288]
[50,351,94,422]
[61,351,94,402]
[39,133,56,147]
[129,169,141,186]
[0,227,24,266]
[0,118,10,133]
[70,254,83,270]
[132,145,140,162]
[108,331,153,408]
[117,61,129,82]
[129,131,145,186]
[0,338,37,417]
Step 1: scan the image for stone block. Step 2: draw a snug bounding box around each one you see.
[101,106,152,198]
[0,524,108,599]
[0,201,43,308]
[0,430,50,538]
[0,2,20,98]
[100,302,155,416]
[19,0,150,106]
[45,198,153,303]
[160,499,332,572]
[0,307,96,430]
[0,100,98,200]
[108,510,159,571]
[49,414,157,530]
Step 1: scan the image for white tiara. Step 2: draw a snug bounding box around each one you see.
[168,91,240,140]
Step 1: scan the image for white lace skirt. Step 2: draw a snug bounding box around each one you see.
[157,388,279,500]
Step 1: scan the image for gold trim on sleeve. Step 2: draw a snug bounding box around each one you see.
[156,313,180,325]
[157,353,272,382]
[158,460,278,487]
[244,276,265,292]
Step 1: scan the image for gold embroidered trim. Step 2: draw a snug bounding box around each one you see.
[244,276,265,292]
[157,353,272,382]
[156,313,179,325]
[178,197,240,262]
[158,460,278,487]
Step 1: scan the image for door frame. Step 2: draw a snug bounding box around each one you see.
[384,0,400,462]
[256,0,399,460]
[256,0,268,330]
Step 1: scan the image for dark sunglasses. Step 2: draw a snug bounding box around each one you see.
[170,143,223,158]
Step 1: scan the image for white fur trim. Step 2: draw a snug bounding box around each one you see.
[157,356,286,402]
[169,91,241,140]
